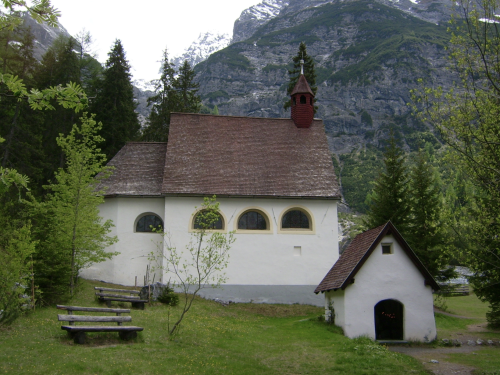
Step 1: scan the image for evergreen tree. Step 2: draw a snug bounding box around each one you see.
[407,149,444,276]
[74,29,102,94]
[173,60,201,113]
[141,48,176,142]
[92,39,139,159]
[365,130,411,235]
[34,35,82,186]
[284,42,317,111]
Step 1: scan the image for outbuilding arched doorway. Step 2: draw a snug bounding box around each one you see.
[374,299,404,340]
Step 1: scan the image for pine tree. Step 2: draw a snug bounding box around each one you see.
[141,48,176,142]
[284,42,317,111]
[173,60,201,113]
[92,39,139,159]
[34,35,82,186]
[407,149,444,276]
[365,130,411,234]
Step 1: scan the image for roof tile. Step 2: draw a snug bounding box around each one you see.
[161,113,340,198]
[98,142,167,196]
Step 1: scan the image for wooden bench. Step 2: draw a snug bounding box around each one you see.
[94,287,148,309]
[57,305,143,344]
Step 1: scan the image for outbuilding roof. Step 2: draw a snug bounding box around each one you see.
[314,221,440,293]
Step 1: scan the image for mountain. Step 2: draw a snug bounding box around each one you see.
[194,0,458,155]
[0,11,71,60]
[232,0,290,44]
[172,32,231,68]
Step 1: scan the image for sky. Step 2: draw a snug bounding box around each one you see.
[50,0,262,82]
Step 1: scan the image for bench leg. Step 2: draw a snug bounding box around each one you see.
[106,300,112,308]
[73,332,86,345]
[119,331,137,341]
[132,302,145,310]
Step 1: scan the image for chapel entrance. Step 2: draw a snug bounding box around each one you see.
[374,299,404,340]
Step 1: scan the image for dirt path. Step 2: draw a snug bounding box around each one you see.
[388,308,498,375]
[389,345,479,375]
[433,307,474,319]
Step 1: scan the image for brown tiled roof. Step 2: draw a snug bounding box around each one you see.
[314,221,440,293]
[161,113,340,198]
[99,142,167,196]
[291,74,314,96]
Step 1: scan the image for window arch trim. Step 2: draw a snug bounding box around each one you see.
[278,206,315,234]
[134,212,164,233]
[188,207,228,233]
[234,207,273,234]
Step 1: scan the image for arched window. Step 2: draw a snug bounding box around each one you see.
[238,210,267,230]
[193,210,224,230]
[136,214,163,233]
[300,95,306,104]
[293,97,296,106]
[282,210,310,229]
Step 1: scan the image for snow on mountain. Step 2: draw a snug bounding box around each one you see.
[132,79,155,93]
[245,0,288,20]
[232,0,289,43]
[172,31,231,68]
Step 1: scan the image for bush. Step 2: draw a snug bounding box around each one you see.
[157,285,179,307]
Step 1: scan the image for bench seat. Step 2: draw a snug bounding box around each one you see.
[61,325,143,332]
[94,287,147,309]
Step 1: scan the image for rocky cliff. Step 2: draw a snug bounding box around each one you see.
[195,0,459,154]
[231,0,290,44]
[20,13,70,60]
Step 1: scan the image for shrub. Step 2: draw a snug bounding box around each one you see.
[157,285,179,307]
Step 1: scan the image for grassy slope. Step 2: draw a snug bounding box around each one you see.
[0,279,428,375]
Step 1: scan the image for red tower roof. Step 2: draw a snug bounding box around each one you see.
[291,74,314,96]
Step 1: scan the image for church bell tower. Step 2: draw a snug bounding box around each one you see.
[291,59,314,128]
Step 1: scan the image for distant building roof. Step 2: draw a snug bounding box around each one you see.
[162,113,339,198]
[314,221,440,293]
[99,142,167,196]
[291,74,314,96]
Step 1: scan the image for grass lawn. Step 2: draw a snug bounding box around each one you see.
[0,279,429,375]
[433,292,500,374]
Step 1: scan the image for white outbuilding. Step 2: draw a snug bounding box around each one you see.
[315,221,440,342]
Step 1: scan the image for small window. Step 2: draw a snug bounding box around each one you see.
[382,244,392,254]
[238,211,267,230]
[282,210,310,229]
[193,210,223,230]
[136,214,163,232]
[300,95,306,104]
[293,97,296,106]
